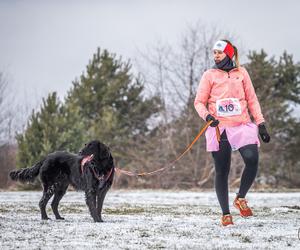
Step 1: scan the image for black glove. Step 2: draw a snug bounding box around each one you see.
[205,114,219,127]
[258,123,270,143]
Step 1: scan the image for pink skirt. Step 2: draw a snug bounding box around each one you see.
[205,122,260,152]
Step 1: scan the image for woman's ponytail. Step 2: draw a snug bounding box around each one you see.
[233,45,240,68]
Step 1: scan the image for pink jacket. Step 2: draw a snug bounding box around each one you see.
[194,66,265,127]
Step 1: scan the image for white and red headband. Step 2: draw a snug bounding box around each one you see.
[213,40,235,59]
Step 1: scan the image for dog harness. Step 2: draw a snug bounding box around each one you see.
[81,154,114,182]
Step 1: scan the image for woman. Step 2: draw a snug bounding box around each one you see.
[194,40,270,226]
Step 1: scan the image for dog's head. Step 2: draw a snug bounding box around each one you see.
[79,140,114,168]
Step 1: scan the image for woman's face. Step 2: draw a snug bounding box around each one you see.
[213,50,226,63]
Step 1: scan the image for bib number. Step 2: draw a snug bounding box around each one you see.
[216,98,242,117]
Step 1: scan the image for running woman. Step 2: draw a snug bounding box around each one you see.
[194,40,270,226]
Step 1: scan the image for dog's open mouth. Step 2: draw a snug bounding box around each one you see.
[81,154,94,167]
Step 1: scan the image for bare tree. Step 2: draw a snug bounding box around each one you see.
[0,72,13,144]
[0,71,17,188]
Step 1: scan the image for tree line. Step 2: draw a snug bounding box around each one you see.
[2,26,300,189]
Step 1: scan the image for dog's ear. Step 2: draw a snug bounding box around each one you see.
[97,141,103,160]
[97,141,101,153]
[97,141,111,159]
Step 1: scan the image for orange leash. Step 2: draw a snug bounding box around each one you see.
[115,121,220,177]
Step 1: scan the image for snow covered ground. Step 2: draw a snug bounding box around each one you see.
[0,190,300,249]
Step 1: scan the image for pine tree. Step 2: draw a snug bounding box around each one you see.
[245,50,300,187]
[16,92,68,169]
[16,48,161,183]
[65,48,161,159]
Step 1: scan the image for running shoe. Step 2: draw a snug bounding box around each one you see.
[233,197,253,217]
[221,214,234,226]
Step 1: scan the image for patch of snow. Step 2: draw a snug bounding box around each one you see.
[0,190,300,249]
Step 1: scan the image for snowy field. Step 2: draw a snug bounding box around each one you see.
[0,190,300,250]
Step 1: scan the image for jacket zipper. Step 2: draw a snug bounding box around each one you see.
[215,68,235,78]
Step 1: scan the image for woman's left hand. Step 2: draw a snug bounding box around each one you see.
[258,123,271,143]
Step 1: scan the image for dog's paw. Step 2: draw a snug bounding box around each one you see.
[93,217,103,223]
[56,216,65,220]
[41,217,51,220]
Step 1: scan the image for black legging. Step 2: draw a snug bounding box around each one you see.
[212,130,259,215]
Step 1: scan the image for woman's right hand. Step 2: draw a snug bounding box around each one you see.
[206,114,220,127]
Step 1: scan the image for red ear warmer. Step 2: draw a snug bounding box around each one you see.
[213,40,235,59]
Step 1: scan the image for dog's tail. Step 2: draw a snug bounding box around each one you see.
[9,160,44,182]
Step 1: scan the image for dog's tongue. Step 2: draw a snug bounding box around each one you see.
[81,154,94,167]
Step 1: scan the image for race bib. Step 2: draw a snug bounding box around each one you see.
[216,98,242,117]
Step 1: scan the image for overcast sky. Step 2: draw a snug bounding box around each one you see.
[0,0,299,116]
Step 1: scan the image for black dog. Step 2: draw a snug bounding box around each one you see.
[9,140,114,222]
